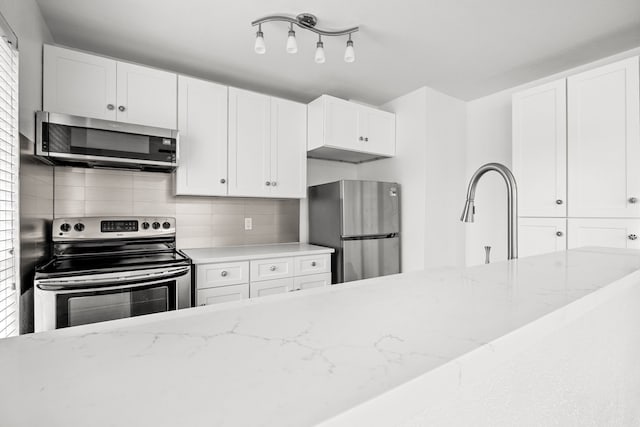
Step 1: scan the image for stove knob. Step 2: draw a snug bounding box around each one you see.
[142,222,150,230]
[60,223,71,232]
[152,222,161,230]
[74,223,85,232]
[162,221,171,229]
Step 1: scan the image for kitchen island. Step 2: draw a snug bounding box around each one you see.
[1,247,639,426]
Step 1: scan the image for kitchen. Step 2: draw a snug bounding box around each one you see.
[1,0,640,425]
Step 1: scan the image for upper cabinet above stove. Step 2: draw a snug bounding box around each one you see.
[307,95,396,163]
[43,45,177,129]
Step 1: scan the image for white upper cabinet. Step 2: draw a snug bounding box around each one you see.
[176,76,228,196]
[512,79,567,217]
[43,45,117,121]
[567,218,640,250]
[115,62,177,129]
[308,95,396,163]
[567,57,640,218]
[519,217,567,258]
[228,88,306,198]
[269,97,307,198]
[43,45,177,129]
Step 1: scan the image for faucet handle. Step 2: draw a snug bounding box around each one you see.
[484,246,491,264]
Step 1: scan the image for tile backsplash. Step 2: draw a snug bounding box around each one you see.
[53,167,300,249]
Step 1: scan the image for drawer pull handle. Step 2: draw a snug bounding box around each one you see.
[629,234,638,241]
[118,105,126,112]
[556,231,563,237]
[220,270,228,277]
[555,199,563,205]
[269,265,277,271]
[629,197,638,204]
[311,261,317,267]
[107,104,115,110]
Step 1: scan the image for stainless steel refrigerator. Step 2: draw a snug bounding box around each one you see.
[308,180,400,283]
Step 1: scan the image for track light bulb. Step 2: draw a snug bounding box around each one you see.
[315,39,325,64]
[254,26,266,54]
[344,39,355,63]
[286,26,298,54]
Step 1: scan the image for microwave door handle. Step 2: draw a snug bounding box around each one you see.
[37,266,191,290]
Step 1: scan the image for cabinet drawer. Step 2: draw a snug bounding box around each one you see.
[250,257,293,282]
[196,261,249,289]
[197,283,249,306]
[294,254,330,276]
[294,273,331,290]
[250,278,294,298]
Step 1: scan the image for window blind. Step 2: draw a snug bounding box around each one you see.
[0,26,18,339]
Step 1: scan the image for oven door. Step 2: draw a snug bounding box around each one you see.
[34,265,191,332]
[35,111,177,169]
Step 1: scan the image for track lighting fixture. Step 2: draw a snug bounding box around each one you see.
[251,13,359,63]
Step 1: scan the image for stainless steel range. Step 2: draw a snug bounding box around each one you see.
[34,217,192,332]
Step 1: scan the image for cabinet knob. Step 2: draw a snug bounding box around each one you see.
[556,231,563,237]
[364,137,369,142]
[269,265,277,271]
[265,181,271,186]
[118,105,126,112]
[359,136,364,141]
[555,199,563,205]
[629,197,638,204]
[220,270,228,277]
[271,181,277,187]
[629,234,638,241]
[220,178,226,184]
[107,104,115,110]
[311,261,317,267]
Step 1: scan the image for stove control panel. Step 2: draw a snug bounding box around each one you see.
[53,217,176,241]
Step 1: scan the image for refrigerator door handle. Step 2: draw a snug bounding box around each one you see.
[341,233,398,240]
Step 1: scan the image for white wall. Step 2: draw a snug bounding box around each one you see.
[465,46,640,265]
[0,0,53,139]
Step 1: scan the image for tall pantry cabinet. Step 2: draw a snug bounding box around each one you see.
[513,56,640,256]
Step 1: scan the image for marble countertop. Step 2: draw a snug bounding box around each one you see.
[2,247,640,427]
[182,243,334,264]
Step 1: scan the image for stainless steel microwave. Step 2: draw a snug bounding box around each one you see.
[35,111,178,172]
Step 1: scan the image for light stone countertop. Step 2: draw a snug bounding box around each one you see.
[1,247,640,426]
[182,243,334,264]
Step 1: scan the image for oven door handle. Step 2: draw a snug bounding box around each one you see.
[36,266,191,290]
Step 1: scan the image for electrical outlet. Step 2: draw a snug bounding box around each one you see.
[244,217,252,230]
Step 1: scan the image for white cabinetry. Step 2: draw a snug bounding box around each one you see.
[512,79,567,217]
[567,57,640,218]
[194,252,332,306]
[228,88,306,198]
[519,218,566,258]
[176,76,228,196]
[43,45,177,129]
[513,56,640,255]
[307,95,395,163]
[568,219,640,250]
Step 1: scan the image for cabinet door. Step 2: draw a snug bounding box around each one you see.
[197,284,249,306]
[43,45,117,120]
[567,57,640,217]
[249,278,295,298]
[361,107,396,156]
[176,76,228,196]
[324,95,360,151]
[512,80,567,217]
[228,88,271,197]
[116,62,177,129]
[519,218,567,257]
[568,218,640,250]
[294,273,331,290]
[269,97,307,198]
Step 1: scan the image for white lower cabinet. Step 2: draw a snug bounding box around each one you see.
[568,218,640,249]
[197,284,249,306]
[519,218,567,257]
[249,278,295,298]
[195,252,332,306]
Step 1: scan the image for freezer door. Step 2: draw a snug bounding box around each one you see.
[341,236,400,283]
[341,181,400,236]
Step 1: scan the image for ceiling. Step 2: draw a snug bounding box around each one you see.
[36,0,640,105]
